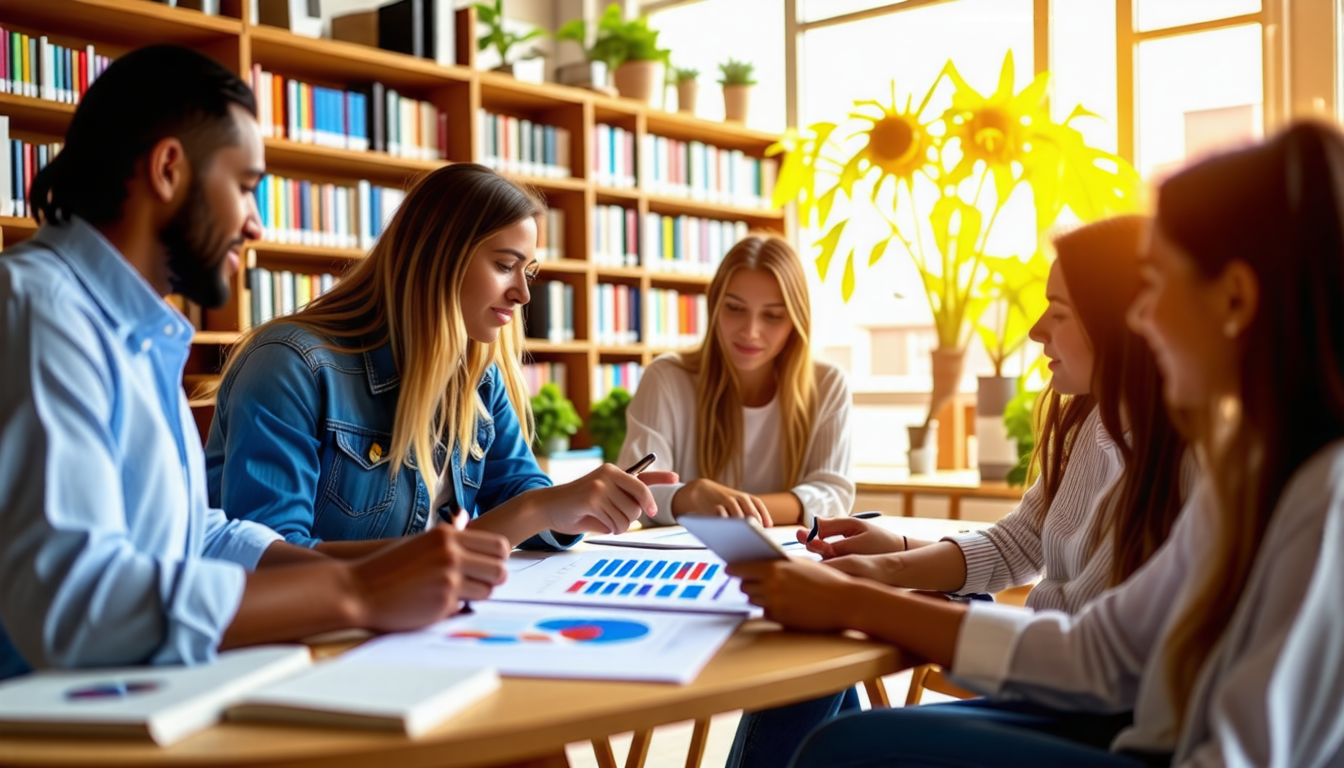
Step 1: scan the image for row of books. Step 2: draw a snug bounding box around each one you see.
[593,205,639,268]
[249,67,446,161]
[643,215,750,276]
[477,110,572,179]
[593,123,637,189]
[244,265,338,329]
[593,362,643,402]
[640,135,776,209]
[646,288,709,350]
[523,280,576,343]
[592,283,641,346]
[255,174,404,250]
[1,121,60,218]
[537,208,566,261]
[0,30,110,103]
[523,362,568,398]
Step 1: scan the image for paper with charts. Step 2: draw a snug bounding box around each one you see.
[491,550,755,615]
[341,602,741,684]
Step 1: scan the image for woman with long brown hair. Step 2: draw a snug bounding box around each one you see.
[617,233,854,528]
[733,121,1344,767]
[727,216,1193,768]
[205,163,675,553]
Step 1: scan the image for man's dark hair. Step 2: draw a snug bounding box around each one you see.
[30,45,257,226]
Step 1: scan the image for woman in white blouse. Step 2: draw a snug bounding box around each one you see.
[732,121,1344,768]
[617,234,854,527]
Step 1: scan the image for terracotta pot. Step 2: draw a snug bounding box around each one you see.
[613,60,661,104]
[927,347,966,429]
[907,420,939,475]
[677,80,699,114]
[976,375,1019,481]
[723,84,752,122]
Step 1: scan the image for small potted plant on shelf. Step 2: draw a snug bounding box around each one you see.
[531,382,582,457]
[588,387,632,463]
[671,66,699,114]
[718,58,756,123]
[556,3,669,104]
[473,0,545,76]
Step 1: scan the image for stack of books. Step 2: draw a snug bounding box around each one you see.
[0,31,110,103]
[593,123,637,188]
[477,110,572,178]
[244,263,338,328]
[255,174,404,250]
[640,135,776,208]
[592,283,640,346]
[593,204,639,268]
[643,214,748,276]
[645,288,707,349]
[1,118,60,218]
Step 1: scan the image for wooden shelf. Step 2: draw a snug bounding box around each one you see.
[536,259,590,275]
[0,92,76,136]
[595,266,644,281]
[504,174,587,194]
[594,186,641,204]
[0,0,241,46]
[597,344,647,356]
[192,330,241,345]
[263,138,442,185]
[646,193,784,224]
[248,25,470,93]
[645,110,781,152]
[526,341,590,354]
[248,241,365,262]
[479,70,588,111]
[649,271,714,288]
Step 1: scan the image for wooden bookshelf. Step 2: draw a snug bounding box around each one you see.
[0,0,786,445]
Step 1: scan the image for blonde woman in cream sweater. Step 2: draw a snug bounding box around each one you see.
[618,234,854,527]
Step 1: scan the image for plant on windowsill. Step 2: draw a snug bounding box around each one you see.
[531,382,583,457]
[769,50,1138,472]
[587,387,633,463]
[718,58,756,123]
[473,0,544,76]
[556,3,669,104]
[1003,381,1042,487]
[671,66,700,114]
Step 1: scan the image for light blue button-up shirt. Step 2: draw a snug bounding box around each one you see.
[0,217,282,681]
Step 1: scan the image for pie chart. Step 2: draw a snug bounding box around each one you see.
[535,618,650,643]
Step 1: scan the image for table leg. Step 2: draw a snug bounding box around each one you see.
[902,492,915,517]
[949,495,961,521]
[684,718,711,768]
[592,737,619,768]
[905,664,931,706]
[862,676,891,708]
[624,729,653,768]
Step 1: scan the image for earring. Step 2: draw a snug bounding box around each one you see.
[1223,321,1238,338]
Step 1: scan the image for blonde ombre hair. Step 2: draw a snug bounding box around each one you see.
[222,163,545,494]
[677,234,816,488]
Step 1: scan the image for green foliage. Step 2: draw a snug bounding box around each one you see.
[474,0,544,65]
[530,383,582,453]
[975,250,1050,377]
[717,58,757,86]
[671,66,699,84]
[555,4,669,71]
[1003,382,1041,487]
[588,387,633,463]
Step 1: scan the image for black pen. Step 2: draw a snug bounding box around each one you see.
[623,452,656,476]
[807,511,882,544]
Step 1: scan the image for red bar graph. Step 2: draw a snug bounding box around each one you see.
[674,564,693,580]
[689,563,707,580]
[566,581,586,593]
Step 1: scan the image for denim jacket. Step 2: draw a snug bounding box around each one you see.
[204,323,575,550]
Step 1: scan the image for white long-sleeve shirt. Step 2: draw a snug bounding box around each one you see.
[951,439,1344,767]
[618,355,855,526]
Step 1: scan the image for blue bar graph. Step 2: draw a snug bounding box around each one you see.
[664,562,681,578]
[657,584,677,598]
[602,582,619,595]
[637,584,652,596]
[616,560,636,577]
[645,561,666,579]
[703,564,719,581]
[585,581,604,594]
[631,560,651,578]
[619,583,637,595]
[585,560,609,577]
[680,585,704,599]
[600,559,622,577]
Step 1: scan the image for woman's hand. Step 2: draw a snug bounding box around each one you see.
[539,464,680,535]
[818,552,904,585]
[799,517,905,558]
[727,559,859,632]
[672,478,773,527]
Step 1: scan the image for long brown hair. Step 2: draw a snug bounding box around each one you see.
[222,163,545,494]
[1160,123,1344,724]
[1057,217,1188,586]
[677,235,816,487]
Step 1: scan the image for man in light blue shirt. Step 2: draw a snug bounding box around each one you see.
[0,46,509,681]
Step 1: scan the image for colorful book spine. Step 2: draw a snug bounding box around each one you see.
[4,137,62,218]
[523,362,568,398]
[641,214,747,276]
[477,110,571,178]
[243,258,338,329]
[591,283,641,346]
[255,174,404,249]
[0,29,108,103]
[639,134,776,208]
[538,208,565,261]
[524,280,576,343]
[592,362,642,402]
[592,123,637,189]
[645,288,707,350]
[592,205,639,268]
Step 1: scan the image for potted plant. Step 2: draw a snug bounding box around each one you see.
[670,66,699,114]
[588,386,632,463]
[718,58,755,122]
[556,4,669,104]
[1003,382,1042,487]
[473,0,544,75]
[530,382,582,456]
[770,51,1138,472]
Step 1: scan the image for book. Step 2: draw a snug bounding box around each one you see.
[229,660,498,738]
[0,646,311,746]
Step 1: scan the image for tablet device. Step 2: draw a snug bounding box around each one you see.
[677,516,789,563]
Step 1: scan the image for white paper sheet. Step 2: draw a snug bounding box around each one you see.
[341,602,741,684]
[587,525,811,551]
[489,548,759,614]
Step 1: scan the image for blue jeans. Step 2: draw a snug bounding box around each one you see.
[726,685,862,768]
[790,699,1171,768]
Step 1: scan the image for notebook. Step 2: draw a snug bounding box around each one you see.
[229,660,500,738]
[0,645,312,745]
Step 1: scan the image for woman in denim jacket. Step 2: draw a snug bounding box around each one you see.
[205,164,675,552]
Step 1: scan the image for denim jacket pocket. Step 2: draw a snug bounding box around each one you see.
[321,426,398,519]
[460,418,496,490]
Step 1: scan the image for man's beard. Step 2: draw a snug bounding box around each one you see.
[163,178,241,309]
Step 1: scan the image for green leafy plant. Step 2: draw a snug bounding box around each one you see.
[975,249,1050,377]
[670,66,699,85]
[717,58,756,86]
[474,0,544,66]
[1003,382,1041,487]
[555,3,669,72]
[588,387,633,463]
[530,383,582,455]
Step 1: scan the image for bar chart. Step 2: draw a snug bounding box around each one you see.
[490,551,753,614]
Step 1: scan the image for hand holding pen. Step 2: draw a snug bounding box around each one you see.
[800,511,906,559]
[534,452,679,536]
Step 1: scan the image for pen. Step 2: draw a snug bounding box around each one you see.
[807,511,883,544]
[852,511,882,519]
[623,452,656,476]
[449,508,475,615]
